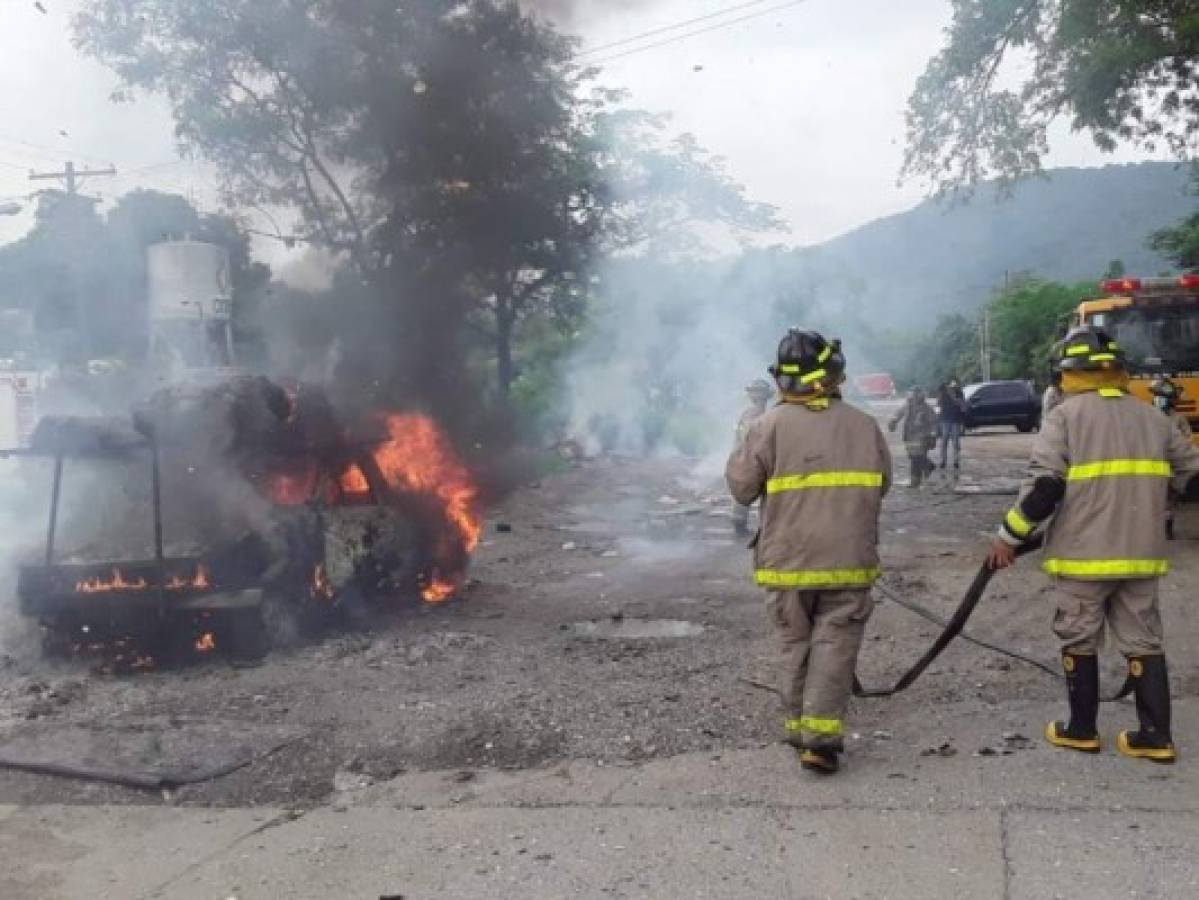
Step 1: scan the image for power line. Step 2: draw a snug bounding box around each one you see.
[577,0,779,57]
[587,0,811,65]
[121,159,194,177]
[0,134,115,168]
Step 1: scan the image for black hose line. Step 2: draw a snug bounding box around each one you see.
[853,536,1134,703]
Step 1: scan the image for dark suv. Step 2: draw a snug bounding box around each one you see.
[961,380,1041,432]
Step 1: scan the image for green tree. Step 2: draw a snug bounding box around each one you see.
[987,277,1091,380]
[75,0,778,418]
[900,313,982,390]
[905,2,1199,194]
[1150,171,1199,270]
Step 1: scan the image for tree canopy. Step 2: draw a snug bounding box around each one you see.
[904,1,1199,194]
[75,0,778,424]
[1151,172,1199,269]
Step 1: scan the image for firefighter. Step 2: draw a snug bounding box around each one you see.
[989,326,1199,763]
[1151,377,1192,541]
[726,329,892,774]
[888,387,937,488]
[1150,376,1191,439]
[731,379,775,537]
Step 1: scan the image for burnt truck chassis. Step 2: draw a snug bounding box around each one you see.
[8,438,269,661]
[8,428,421,664]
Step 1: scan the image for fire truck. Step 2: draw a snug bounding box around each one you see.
[1076,275,1199,442]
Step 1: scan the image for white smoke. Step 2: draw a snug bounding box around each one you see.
[564,246,891,465]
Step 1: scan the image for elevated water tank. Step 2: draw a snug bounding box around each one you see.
[147,240,233,323]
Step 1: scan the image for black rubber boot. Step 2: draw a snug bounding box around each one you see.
[800,748,840,775]
[909,457,924,489]
[1045,652,1101,753]
[1118,655,1176,763]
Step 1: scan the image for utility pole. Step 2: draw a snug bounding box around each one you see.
[28,160,117,196]
[26,162,118,361]
[980,308,992,382]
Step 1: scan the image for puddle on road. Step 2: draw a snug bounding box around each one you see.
[569,618,706,640]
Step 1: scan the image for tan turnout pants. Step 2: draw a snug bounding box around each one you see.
[768,589,874,750]
[1051,577,1164,656]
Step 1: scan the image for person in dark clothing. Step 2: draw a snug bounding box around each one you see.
[936,379,967,470]
[889,387,938,489]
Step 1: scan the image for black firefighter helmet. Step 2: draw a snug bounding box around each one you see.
[1053,325,1126,372]
[768,328,846,396]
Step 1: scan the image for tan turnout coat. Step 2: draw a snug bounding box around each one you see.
[1019,390,1199,579]
[726,399,892,590]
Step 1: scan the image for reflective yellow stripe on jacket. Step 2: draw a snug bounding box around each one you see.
[1044,559,1170,578]
[757,568,881,588]
[1066,459,1171,481]
[766,471,884,494]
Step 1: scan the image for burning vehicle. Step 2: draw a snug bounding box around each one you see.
[8,376,482,668]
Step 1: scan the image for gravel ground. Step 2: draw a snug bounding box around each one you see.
[1,421,1196,808]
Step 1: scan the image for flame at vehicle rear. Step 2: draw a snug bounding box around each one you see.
[365,413,482,602]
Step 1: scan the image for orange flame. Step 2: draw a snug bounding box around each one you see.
[261,465,317,506]
[76,565,211,595]
[311,563,335,602]
[76,569,149,593]
[165,565,212,591]
[340,464,370,496]
[368,413,482,602]
[195,632,216,653]
[421,579,458,603]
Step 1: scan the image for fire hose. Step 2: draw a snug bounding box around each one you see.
[852,536,1134,702]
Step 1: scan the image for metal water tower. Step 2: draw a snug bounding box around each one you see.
[146,240,235,373]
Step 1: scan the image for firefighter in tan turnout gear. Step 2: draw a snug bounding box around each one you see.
[726,329,892,774]
[989,326,1199,763]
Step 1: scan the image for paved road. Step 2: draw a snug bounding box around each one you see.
[3,697,1196,900]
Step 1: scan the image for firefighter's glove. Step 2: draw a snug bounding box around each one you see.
[997,475,1065,547]
[1184,474,1199,503]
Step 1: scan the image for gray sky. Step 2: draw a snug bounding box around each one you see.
[0,0,1167,259]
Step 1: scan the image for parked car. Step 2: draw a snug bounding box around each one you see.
[961,380,1041,432]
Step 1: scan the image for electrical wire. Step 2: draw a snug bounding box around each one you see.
[0,134,114,168]
[577,0,780,57]
[586,0,810,65]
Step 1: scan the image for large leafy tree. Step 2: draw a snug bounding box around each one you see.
[988,276,1091,379]
[905,1,1199,194]
[75,0,778,415]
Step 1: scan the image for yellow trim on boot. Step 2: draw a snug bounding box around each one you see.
[1117,731,1177,763]
[1045,721,1101,753]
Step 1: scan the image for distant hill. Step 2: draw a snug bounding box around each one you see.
[802,161,1194,325]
